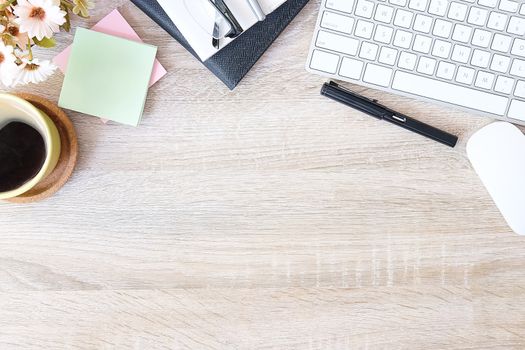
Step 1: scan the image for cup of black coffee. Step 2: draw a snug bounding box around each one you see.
[0,93,61,200]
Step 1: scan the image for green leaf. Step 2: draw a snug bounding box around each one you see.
[1,33,16,47]
[60,0,74,10]
[33,37,56,48]
[0,0,16,11]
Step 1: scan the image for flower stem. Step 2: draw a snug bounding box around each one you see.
[27,37,33,61]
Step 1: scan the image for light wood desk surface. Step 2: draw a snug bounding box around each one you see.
[2,1,525,349]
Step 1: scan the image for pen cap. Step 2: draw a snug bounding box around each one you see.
[321,82,386,118]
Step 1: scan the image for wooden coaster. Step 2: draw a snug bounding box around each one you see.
[7,94,78,203]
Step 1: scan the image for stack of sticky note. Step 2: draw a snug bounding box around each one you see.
[56,10,166,126]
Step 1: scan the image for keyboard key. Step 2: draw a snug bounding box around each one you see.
[363,63,393,86]
[321,11,354,34]
[490,54,511,73]
[511,38,525,57]
[432,39,452,58]
[374,25,394,43]
[398,51,417,70]
[507,16,525,35]
[355,19,374,39]
[451,45,472,63]
[448,2,468,21]
[471,49,490,68]
[467,7,488,26]
[508,100,525,121]
[316,31,359,56]
[471,28,491,48]
[510,59,525,78]
[355,0,375,18]
[417,56,437,75]
[487,12,508,31]
[310,50,340,74]
[478,0,498,7]
[514,80,525,97]
[432,19,452,38]
[392,71,509,115]
[475,71,495,89]
[494,76,515,94]
[390,0,407,6]
[456,66,475,84]
[375,4,395,23]
[393,9,414,28]
[339,57,364,79]
[413,34,432,53]
[359,42,379,60]
[408,0,428,11]
[378,47,398,65]
[491,33,512,52]
[393,30,413,48]
[428,0,448,16]
[413,14,433,33]
[326,0,356,14]
[521,4,525,15]
[436,61,456,80]
[499,0,519,13]
[452,24,472,43]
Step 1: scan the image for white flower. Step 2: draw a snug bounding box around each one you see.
[14,58,56,86]
[13,0,66,41]
[0,42,19,87]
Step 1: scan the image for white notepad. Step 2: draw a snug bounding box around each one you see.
[157,0,287,61]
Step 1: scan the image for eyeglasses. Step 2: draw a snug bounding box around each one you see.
[184,0,244,49]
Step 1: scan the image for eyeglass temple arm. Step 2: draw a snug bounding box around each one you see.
[209,0,244,38]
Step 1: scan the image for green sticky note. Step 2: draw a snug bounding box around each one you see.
[59,28,157,126]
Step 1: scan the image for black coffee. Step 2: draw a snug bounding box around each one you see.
[0,121,46,192]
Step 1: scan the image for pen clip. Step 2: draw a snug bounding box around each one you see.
[328,81,384,106]
[392,114,406,123]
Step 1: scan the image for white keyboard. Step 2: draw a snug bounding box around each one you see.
[306,0,525,125]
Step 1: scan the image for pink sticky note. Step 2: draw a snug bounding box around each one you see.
[54,9,167,123]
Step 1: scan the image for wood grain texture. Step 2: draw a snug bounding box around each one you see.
[1,1,525,349]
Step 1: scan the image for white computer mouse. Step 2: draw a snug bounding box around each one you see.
[467,122,525,235]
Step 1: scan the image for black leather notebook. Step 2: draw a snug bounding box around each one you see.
[130,0,310,90]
